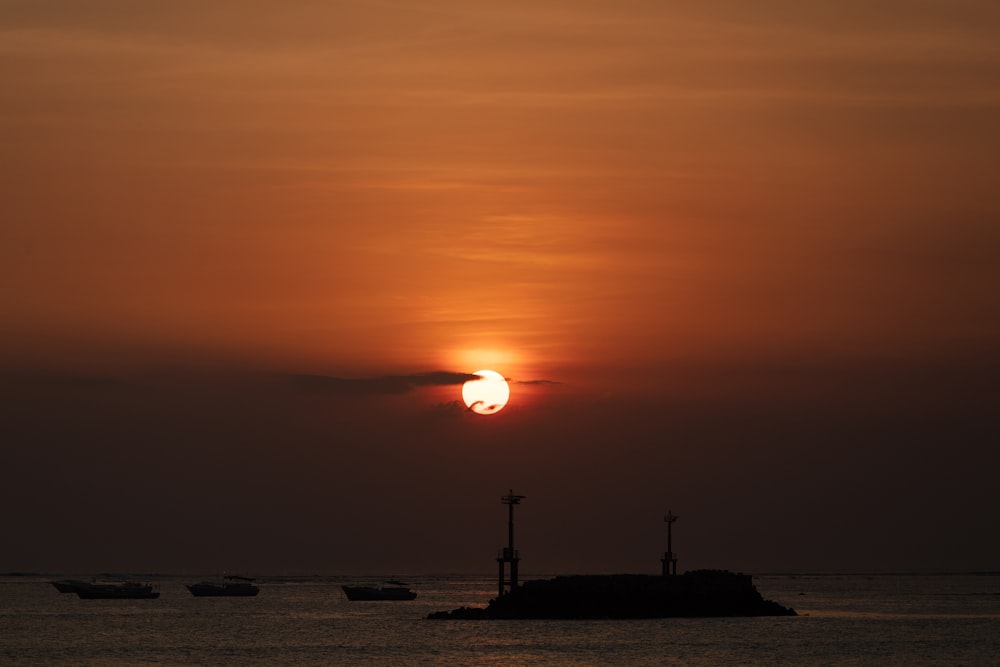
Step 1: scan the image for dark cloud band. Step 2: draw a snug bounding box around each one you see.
[293,371,482,395]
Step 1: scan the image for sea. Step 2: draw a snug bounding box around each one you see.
[2,573,999,666]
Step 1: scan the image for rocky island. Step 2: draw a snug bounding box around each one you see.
[428,570,796,619]
[431,493,795,620]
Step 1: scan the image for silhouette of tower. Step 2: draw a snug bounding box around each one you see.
[496,489,525,597]
[661,510,679,576]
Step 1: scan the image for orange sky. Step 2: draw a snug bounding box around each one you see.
[2,1,998,574]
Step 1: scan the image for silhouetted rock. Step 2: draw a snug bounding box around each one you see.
[428,570,796,620]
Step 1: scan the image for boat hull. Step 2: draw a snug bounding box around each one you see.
[51,579,90,594]
[187,583,259,597]
[75,583,159,599]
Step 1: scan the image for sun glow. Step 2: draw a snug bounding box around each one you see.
[462,370,510,415]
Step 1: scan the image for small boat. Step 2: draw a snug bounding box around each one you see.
[342,584,417,601]
[187,575,260,597]
[73,580,160,599]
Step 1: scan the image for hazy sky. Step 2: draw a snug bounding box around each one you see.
[2,1,998,576]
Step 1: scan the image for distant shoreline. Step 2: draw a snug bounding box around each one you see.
[3,570,999,579]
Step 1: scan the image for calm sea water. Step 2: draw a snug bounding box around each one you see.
[2,573,999,665]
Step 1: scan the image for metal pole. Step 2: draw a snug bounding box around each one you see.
[498,490,525,596]
[508,495,515,552]
[664,511,679,576]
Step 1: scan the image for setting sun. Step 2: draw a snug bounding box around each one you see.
[461,370,510,415]
[2,0,997,613]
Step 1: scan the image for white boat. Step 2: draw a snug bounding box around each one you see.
[53,578,159,599]
[187,575,260,597]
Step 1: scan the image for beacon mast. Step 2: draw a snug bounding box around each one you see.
[497,489,526,596]
[661,510,679,576]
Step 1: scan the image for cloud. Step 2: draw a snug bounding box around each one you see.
[292,371,481,396]
[427,399,469,415]
[0,371,138,394]
[512,378,564,385]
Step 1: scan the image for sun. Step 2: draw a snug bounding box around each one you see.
[462,370,510,415]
